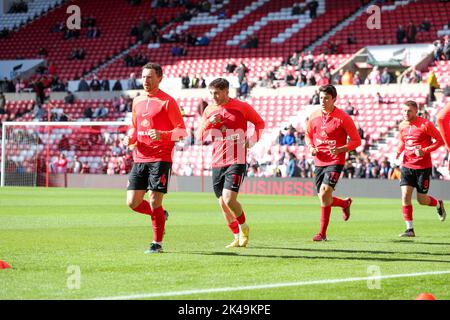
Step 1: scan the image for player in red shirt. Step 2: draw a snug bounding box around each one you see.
[437,102,450,170]
[123,63,186,253]
[396,100,445,237]
[198,78,265,248]
[305,85,361,241]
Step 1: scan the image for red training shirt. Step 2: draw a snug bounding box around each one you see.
[130,89,186,163]
[199,98,265,168]
[437,103,450,150]
[398,116,443,169]
[306,107,361,166]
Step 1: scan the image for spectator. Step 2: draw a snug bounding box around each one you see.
[356,122,364,140]
[112,80,123,91]
[77,77,90,92]
[343,160,355,179]
[55,153,68,174]
[419,18,431,32]
[292,3,304,15]
[333,69,344,85]
[191,75,200,88]
[81,162,91,174]
[101,78,110,91]
[241,36,258,49]
[236,62,249,84]
[396,25,406,44]
[0,91,5,114]
[93,104,108,118]
[58,135,71,151]
[444,37,450,60]
[128,73,138,90]
[307,0,319,19]
[181,74,190,89]
[87,26,101,38]
[286,152,300,177]
[83,106,93,119]
[199,76,207,89]
[427,70,439,103]
[380,67,391,84]
[353,71,362,86]
[354,157,366,178]
[225,59,237,73]
[347,33,357,45]
[389,165,401,180]
[282,128,296,146]
[277,130,285,145]
[71,155,82,173]
[406,21,417,43]
[38,47,48,58]
[341,70,353,85]
[309,90,320,105]
[238,78,250,99]
[32,103,45,120]
[89,76,101,91]
[196,35,210,46]
[344,101,355,115]
[433,39,444,61]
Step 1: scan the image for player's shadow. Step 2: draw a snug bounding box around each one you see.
[187,250,450,264]
[251,245,450,257]
[390,240,450,246]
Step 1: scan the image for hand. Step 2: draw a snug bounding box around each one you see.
[414,147,424,157]
[309,146,318,156]
[208,114,222,125]
[123,135,134,147]
[329,146,340,155]
[148,129,161,141]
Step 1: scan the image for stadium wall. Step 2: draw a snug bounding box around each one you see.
[41,174,450,200]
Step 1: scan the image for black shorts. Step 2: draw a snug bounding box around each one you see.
[212,164,246,198]
[127,162,172,193]
[314,165,344,193]
[400,166,432,194]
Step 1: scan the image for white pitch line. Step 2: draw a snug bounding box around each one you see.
[94,270,450,300]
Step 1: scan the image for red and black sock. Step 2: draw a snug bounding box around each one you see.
[152,206,166,243]
[320,206,332,236]
[132,200,153,216]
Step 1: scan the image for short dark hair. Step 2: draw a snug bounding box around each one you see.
[208,78,229,90]
[318,84,337,99]
[142,62,163,78]
[404,100,418,109]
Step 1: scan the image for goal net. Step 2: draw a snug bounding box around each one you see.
[1,121,131,187]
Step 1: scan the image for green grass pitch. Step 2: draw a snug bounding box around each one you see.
[1,187,449,300]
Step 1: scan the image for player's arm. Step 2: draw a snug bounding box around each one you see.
[305,118,317,156]
[156,99,187,142]
[421,122,444,155]
[196,108,213,143]
[244,103,265,147]
[123,98,138,147]
[331,115,361,155]
[436,103,450,149]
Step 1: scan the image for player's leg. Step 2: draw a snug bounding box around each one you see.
[400,185,415,237]
[222,189,249,247]
[144,162,171,253]
[415,169,446,222]
[313,183,334,241]
[313,165,344,241]
[213,167,239,246]
[126,163,152,215]
[327,167,351,221]
[222,165,248,247]
[219,196,240,247]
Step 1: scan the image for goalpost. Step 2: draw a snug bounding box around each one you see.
[1,121,131,187]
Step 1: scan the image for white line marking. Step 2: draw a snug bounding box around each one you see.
[94,270,450,300]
